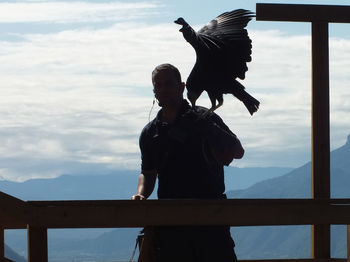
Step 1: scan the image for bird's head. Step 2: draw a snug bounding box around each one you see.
[174,17,189,32]
[187,90,200,109]
[174,17,186,26]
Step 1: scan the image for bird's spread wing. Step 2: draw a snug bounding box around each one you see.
[175,9,259,115]
[198,9,254,36]
[196,9,255,79]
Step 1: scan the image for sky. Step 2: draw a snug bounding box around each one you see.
[0,0,349,182]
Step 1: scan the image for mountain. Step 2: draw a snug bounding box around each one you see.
[227,134,350,259]
[48,228,141,262]
[0,167,292,201]
[2,134,349,261]
[2,166,291,262]
[227,134,350,198]
[224,166,293,192]
[4,244,26,262]
[42,134,349,261]
[0,170,139,201]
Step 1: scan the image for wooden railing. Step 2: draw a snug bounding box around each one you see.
[1,191,350,262]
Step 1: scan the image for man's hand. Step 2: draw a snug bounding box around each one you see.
[131,170,157,200]
[179,108,212,135]
[131,194,146,200]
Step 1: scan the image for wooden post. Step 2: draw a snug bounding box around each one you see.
[311,21,330,202]
[0,227,4,259]
[256,4,346,260]
[311,21,330,260]
[348,225,350,262]
[27,225,48,262]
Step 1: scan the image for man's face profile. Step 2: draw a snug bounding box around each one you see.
[153,70,183,107]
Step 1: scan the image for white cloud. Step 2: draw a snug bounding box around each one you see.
[0,4,349,180]
[0,1,158,23]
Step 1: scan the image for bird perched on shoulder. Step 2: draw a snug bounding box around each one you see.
[175,9,259,115]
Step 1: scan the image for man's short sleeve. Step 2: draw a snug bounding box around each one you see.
[139,125,155,171]
[209,113,236,137]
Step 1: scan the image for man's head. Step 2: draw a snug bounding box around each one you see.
[152,63,185,107]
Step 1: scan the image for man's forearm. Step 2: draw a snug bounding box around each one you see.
[135,171,157,199]
[206,123,244,165]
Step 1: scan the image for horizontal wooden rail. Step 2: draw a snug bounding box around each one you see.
[240,259,347,262]
[2,199,350,229]
[1,198,350,262]
[256,3,350,23]
[36,259,330,262]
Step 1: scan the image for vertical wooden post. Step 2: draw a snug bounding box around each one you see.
[311,21,330,259]
[27,225,48,262]
[0,227,4,259]
[348,225,350,262]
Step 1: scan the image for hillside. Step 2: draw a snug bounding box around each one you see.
[227,134,350,199]
[0,166,292,201]
[2,135,349,261]
[2,167,290,262]
[4,244,26,262]
[227,134,350,259]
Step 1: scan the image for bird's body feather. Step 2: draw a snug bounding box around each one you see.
[175,9,259,115]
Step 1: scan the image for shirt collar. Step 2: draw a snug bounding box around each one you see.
[153,100,191,137]
[155,99,191,124]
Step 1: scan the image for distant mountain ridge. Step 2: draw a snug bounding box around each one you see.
[0,166,292,201]
[2,134,349,261]
[2,166,291,261]
[227,134,350,199]
[226,134,350,259]
[4,244,26,262]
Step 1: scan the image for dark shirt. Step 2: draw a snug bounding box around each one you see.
[139,100,234,199]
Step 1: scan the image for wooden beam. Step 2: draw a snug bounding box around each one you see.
[311,21,331,261]
[311,22,330,200]
[0,191,25,208]
[22,199,350,228]
[1,199,349,229]
[348,225,350,262]
[256,3,350,23]
[0,191,27,228]
[0,227,4,259]
[240,260,347,262]
[312,224,330,259]
[2,199,350,230]
[27,225,48,262]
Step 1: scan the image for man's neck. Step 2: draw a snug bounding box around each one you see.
[161,100,183,124]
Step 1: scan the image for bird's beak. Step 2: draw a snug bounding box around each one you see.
[174,18,181,25]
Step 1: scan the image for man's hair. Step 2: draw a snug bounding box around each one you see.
[152,63,182,83]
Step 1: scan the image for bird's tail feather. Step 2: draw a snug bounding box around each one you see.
[231,80,260,115]
[242,93,260,115]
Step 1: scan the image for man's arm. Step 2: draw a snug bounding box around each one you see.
[207,127,244,166]
[131,169,157,200]
[199,113,244,166]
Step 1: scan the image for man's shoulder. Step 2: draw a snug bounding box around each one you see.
[193,106,223,121]
[194,106,208,115]
[141,118,157,135]
[140,112,162,142]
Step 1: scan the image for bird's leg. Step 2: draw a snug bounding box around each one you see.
[201,94,223,118]
[202,101,223,118]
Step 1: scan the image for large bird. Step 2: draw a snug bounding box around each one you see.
[175,9,259,115]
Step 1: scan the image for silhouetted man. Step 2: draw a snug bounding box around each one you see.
[132,63,244,262]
